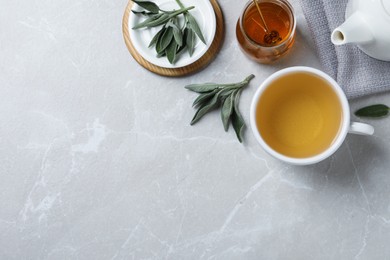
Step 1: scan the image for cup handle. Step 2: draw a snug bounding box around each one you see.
[348,122,374,135]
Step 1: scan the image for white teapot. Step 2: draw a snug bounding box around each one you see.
[331,0,390,61]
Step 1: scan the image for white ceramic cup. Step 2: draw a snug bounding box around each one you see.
[250,66,374,165]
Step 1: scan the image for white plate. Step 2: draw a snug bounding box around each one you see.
[128,0,216,68]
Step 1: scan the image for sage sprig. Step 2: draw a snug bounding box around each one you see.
[185,74,255,143]
[355,104,390,118]
[131,0,206,64]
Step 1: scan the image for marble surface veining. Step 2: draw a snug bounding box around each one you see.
[1,0,390,259]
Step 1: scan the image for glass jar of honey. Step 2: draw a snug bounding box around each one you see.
[236,0,296,63]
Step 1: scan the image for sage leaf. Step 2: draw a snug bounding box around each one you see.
[192,89,219,107]
[185,83,220,93]
[186,13,206,44]
[220,89,234,98]
[132,0,202,64]
[166,39,177,64]
[190,92,221,125]
[148,26,165,48]
[133,7,194,29]
[221,93,234,131]
[157,26,173,53]
[231,89,245,143]
[132,13,162,29]
[133,0,160,14]
[355,104,389,118]
[166,18,183,47]
[131,0,200,64]
[143,13,170,28]
[186,74,255,143]
[186,27,196,56]
[177,28,187,53]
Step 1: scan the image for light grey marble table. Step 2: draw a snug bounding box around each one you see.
[2,0,390,259]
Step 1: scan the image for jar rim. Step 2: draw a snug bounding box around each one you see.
[239,0,296,49]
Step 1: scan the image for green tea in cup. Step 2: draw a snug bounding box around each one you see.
[250,67,374,165]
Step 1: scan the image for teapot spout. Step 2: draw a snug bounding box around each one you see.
[331,12,374,45]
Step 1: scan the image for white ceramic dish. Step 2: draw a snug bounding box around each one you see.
[128,0,216,68]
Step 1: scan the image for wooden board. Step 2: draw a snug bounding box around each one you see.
[122,0,224,77]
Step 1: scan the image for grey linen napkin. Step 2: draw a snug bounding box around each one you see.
[299,0,390,99]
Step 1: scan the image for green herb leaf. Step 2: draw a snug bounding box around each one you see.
[167,18,183,47]
[192,89,219,107]
[143,13,170,28]
[131,0,201,64]
[355,104,389,118]
[185,83,220,93]
[133,7,194,29]
[132,13,164,29]
[133,0,160,13]
[148,26,165,48]
[166,39,177,64]
[190,92,222,125]
[157,26,173,53]
[220,89,234,98]
[186,27,196,56]
[186,75,255,143]
[186,13,206,44]
[177,28,187,53]
[231,89,245,143]
[221,93,234,131]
